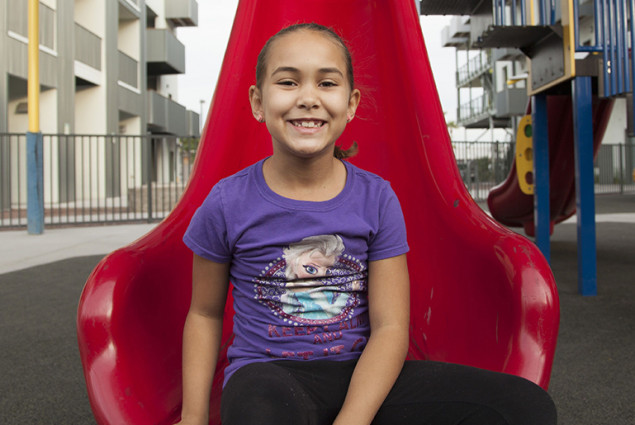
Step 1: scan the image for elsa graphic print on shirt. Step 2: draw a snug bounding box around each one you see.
[253,235,366,326]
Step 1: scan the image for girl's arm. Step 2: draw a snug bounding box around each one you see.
[333,254,410,425]
[176,254,230,425]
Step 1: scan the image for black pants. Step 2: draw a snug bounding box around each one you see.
[221,359,557,425]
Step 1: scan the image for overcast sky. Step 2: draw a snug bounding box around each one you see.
[176,2,457,126]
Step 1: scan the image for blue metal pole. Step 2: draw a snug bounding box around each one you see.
[615,0,624,93]
[539,0,547,24]
[594,0,600,47]
[27,131,44,234]
[550,0,556,24]
[602,0,610,96]
[520,0,526,25]
[620,0,629,92]
[574,0,581,49]
[610,0,617,95]
[572,76,598,296]
[532,94,550,262]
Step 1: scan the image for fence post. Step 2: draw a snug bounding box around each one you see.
[145,134,153,222]
[619,143,624,194]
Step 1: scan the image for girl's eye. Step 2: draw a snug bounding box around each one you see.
[277,80,296,86]
[303,265,318,275]
[320,81,337,87]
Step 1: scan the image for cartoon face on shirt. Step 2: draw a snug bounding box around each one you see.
[285,249,338,292]
[253,234,367,325]
[283,234,343,279]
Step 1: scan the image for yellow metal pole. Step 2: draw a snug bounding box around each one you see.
[27,0,44,234]
[527,0,536,25]
[28,0,40,132]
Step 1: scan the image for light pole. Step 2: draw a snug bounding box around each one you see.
[27,0,43,234]
[199,99,205,132]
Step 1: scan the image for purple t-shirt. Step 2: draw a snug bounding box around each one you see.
[183,158,409,386]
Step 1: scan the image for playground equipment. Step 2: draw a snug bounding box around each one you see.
[77,1,559,424]
[422,0,635,295]
[488,96,614,236]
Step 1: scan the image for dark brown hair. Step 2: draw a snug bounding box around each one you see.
[255,23,358,159]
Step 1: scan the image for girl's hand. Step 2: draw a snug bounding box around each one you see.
[333,254,410,425]
[178,255,230,425]
[174,420,205,425]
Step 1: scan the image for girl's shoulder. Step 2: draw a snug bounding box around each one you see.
[212,159,263,192]
[200,160,263,210]
[344,161,394,194]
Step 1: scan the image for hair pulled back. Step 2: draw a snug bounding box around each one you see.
[255,23,358,159]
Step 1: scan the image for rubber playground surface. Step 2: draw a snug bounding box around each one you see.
[1,194,634,425]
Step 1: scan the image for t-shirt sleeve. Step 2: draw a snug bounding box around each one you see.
[183,182,232,263]
[368,183,409,261]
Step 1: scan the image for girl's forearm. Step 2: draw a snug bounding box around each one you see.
[332,326,409,425]
[179,312,224,425]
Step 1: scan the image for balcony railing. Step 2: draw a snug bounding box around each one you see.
[166,0,199,27]
[146,29,186,75]
[457,51,492,86]
[6,0,56,50]
[148,91,200,136]
[75,23,102,70]
[118,51,138,88]
[459,93,492,122]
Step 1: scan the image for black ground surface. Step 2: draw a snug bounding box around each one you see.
[1,194,633,424]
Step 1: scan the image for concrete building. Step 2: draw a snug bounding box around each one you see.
[433,1,629,147]
[0,0,200,136]
[0,0,200,227]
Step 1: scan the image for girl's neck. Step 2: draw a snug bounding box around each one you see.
[263,153,347,202]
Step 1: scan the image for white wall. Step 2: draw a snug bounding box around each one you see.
[118,19,140,59]
[602,98,627,145]
[119,115,141,134]
[41,0,57,10]
[7,88,57,133]
[75,85,107,134]
[75,0,105,38]
[146,0,168,28]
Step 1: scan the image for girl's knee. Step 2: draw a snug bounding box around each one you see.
[493,375,557,425]
[221,362,312,425]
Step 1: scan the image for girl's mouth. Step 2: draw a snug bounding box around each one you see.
[290,120,325,128]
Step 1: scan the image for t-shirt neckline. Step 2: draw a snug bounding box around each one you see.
[254,158,355,211]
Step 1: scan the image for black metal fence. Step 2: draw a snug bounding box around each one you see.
[452,141,516,201]
[451,141,635,201]
[1,135,633,229]
[594,143,635,195]
[0,133,199,229]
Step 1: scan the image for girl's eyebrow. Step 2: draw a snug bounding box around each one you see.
[272,66,344,77]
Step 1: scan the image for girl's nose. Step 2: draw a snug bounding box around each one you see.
[297,85,320,109]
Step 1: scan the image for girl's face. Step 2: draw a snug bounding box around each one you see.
[294,251,335,279]
[249,30,360,160]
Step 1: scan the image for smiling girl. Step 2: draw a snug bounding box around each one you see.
[176,23,556,425]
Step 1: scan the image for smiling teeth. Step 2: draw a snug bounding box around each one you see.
[293,121,323,128]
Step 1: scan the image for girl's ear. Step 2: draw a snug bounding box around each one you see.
[347,88,361,122]
[249,85,265,122]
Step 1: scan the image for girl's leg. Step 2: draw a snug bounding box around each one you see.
[220,360,356,425]
[221,361,316,425]
[374,361,557,425]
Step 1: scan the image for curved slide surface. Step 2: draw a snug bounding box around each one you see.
[77,1,560,424]
[488,96,614,236]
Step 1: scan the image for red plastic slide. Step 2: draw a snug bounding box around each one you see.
[77,1,560,424]
[488,96,614,235]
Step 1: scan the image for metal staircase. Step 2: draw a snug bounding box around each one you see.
[421,0,635,295]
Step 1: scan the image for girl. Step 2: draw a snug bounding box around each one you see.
[177,23,556,425]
